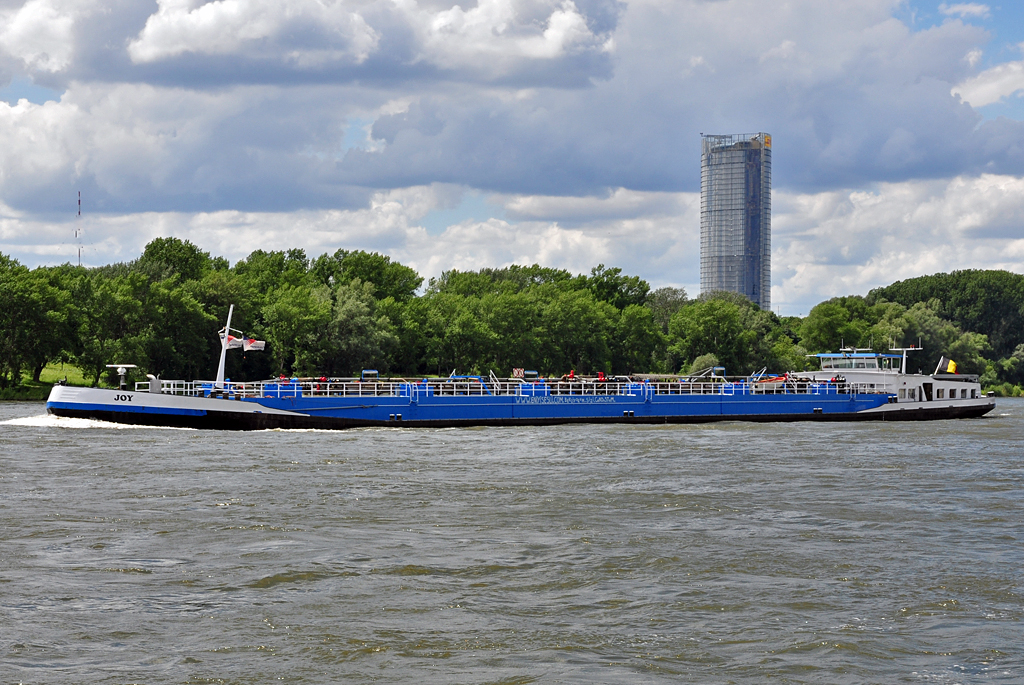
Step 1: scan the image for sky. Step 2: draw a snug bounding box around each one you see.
[2,0,1024,315]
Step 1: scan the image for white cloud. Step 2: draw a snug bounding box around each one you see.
[404,218,609,281]
[772,174,1024,312]
[125,0,609,78]
[3,0,1015,217]
[939,3,990,19]
[0,185,701,295]
[1,186,425,265]
[7,175,1024,317]
[417,0,604,66]
[759,39,797,63]
[2,0,1024,314]
[952,60,1024,107]
[0,81,377,210]
[128,0,380,65]
[502,188,688,222]
[340,0,1004,196]
[0,0,76,72]
[0,96,79,191]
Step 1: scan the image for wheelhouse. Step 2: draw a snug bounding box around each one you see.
[816,353,901,372]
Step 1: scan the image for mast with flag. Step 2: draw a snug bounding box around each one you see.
[214,305,265,389]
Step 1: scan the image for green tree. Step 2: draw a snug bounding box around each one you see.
[420,292,496,375]
[24,266,84,382]
[900,301,990,375]
[587,264,650,310]
[427,269,503,297]
[261,284,333,376]
[429,264,577,297]
[145,280,219,380]
[186,269,271,381]
[995,344,1024,386]
[234,250,310,305]
[376,296,428,376]
[688,353,719,375]
[75,272,150,386]
[0,255,46,387]
[645,287,688,333]
[612,304,666,374]
[766,335,809,373]
[868,270,1024,360]
[296,280,396,376]
[668,298,756,374]
[479,290,544,373]
[861,300,909,352]
[138,237,212,281]
[311,249,422,302]
[540,288,616,374]
[799,296,873,353]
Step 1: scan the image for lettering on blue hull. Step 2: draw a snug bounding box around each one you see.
[515,396,617,405]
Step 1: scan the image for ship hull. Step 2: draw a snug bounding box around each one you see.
[45,385,995,431]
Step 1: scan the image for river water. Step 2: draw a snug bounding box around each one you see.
[1,400,1022,683]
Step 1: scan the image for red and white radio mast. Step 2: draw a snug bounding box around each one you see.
[75,191,82,266]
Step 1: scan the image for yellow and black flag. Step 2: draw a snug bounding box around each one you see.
[935,356,958,374]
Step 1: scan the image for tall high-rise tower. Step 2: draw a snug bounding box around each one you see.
[700,132,771,310]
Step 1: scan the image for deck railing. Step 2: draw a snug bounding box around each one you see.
[135,377,888,399]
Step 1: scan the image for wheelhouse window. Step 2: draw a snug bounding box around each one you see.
[821,357,879,370]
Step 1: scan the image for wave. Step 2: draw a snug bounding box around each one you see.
[0,414,194,430]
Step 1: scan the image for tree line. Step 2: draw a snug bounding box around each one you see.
[2,238,1022,392]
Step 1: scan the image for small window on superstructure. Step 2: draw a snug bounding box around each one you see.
[899,388,906,399]
[936,388,945,399]
[949,388,956,399]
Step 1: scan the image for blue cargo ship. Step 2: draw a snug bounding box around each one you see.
[45,307,995,430]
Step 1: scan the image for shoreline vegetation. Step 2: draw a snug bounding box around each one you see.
[0,363,99,401]
[3,239,1024,400]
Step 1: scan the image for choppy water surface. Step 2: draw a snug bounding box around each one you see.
[1,401,1022,684]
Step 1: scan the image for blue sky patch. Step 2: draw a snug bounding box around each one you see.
[420,193,505,236]
[0,77,63,106]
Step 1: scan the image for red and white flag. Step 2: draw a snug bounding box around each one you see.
[225,335,243,349]
[243,338,265,351]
